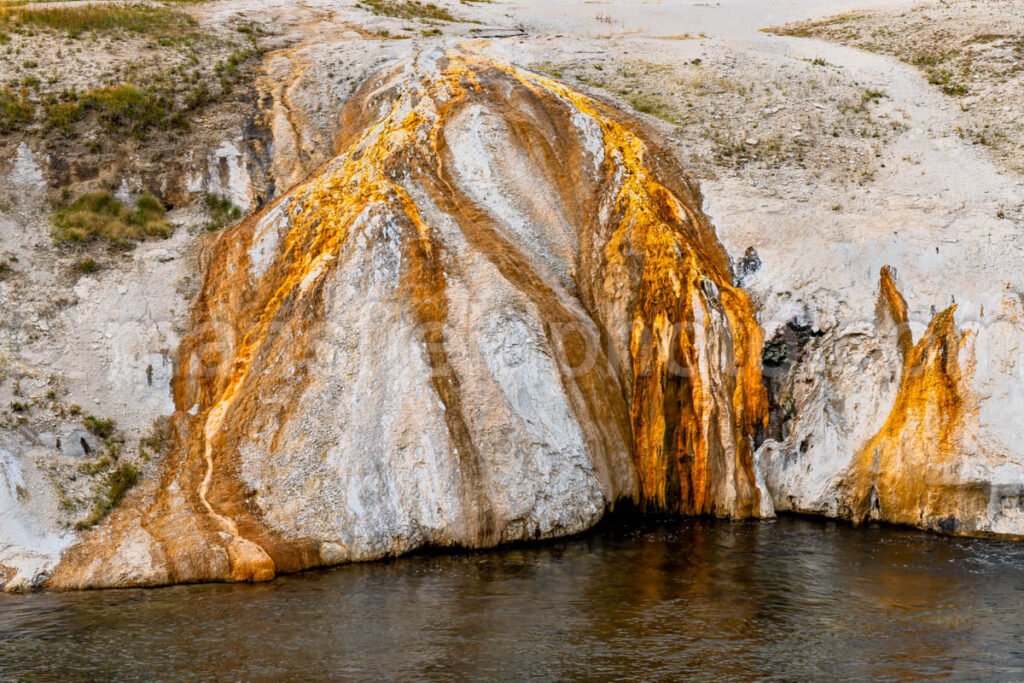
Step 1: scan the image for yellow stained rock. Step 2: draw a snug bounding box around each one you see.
[840,267,985,533]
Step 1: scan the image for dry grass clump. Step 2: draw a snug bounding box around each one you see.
[356,0,457,22]
[72,257,102,274]
[0,87,33,132]
[52,192,172,245]
[764,12,868,38]
[45,83,179,137]
[0,3,196,39]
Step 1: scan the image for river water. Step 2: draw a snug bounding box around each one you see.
[1,516,1022,681]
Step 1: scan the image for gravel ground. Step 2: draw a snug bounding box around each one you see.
[769,0,1024,176]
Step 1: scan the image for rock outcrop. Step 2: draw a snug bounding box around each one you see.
[5,34,1023,592]
[758,267,1024,538]
[47,48,767,589]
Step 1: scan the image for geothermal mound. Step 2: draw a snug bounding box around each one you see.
[51,49,767,588]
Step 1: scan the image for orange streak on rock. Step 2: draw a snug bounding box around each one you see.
[48,47,772,589]
[489,56,767,516]
[842,270,984,531]
[194,49,770,575]
[878,265,912,361]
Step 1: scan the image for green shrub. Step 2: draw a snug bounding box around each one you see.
[627,93,676,123]
[78,455,112,476]
[52,192,173,245]
[139,415,171,461]
[204,193,242,230]
[76,463,139,530]
[83,414,115,438]
[861,88,886,105]
[184,82,212,110]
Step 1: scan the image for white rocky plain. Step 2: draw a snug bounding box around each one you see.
[1,0,1023,591]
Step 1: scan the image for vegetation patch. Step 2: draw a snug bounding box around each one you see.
[0,87,33,133]
[531,56,899,183]
[72,257,102,274]
[763,11,868,38]
[926,68,970,96]
[78,456,112,477]
[356,0,458,22]
[45,84,179,138]
[768,13,979,98]
[530,61,564,79]
[75,463,139,530]
[764,5,1024,176]
[36,38,260,139]
[626,92,677,123]
[83,414,116,439]
[653,33,705,40]
[139,416,171,462]
[52,192,172,246]
[203,193,242,230]
[0,3,197,40]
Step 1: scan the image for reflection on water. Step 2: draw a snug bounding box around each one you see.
[2,516,1022,681]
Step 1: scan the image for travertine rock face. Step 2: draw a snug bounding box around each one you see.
[757,267,1024,538]
[47,48,767,588]
[11,36,1023,592]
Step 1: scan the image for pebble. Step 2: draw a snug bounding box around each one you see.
[145,249,177,263]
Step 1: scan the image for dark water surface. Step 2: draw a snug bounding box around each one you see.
[1,516,1023,681]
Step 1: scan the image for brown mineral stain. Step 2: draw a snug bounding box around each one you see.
[878,265,912,361]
